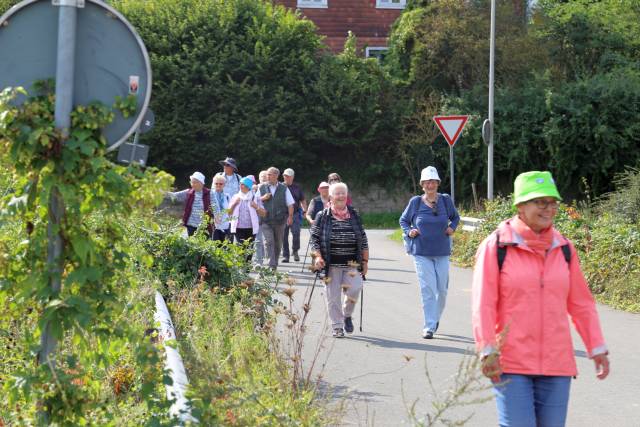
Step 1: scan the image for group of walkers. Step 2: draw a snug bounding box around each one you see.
[170,159,610,426]
[168,157,310,268]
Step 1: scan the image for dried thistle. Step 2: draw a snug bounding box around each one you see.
[281,286,297,299]
[402,355,415,362]
[302,303,310,313]
[285,276,296,286]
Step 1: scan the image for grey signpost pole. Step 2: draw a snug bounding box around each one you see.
[487,0,496,200]
[39,0,77,376]
[450,145,455,204]
[129,128,140,164]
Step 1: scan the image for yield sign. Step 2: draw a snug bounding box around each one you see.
[433,115,469,147]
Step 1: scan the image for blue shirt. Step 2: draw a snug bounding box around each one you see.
[399,194,460,257]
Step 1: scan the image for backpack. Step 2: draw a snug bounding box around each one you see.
[496,233,571,271]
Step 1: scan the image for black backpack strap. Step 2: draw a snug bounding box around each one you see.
[496,233,508,271]
[560,243,571,266]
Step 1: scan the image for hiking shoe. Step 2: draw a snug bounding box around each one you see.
[293,252,300,262]
[282,257,290,263]
[332,328,345,338]
[422,329,434,339]
[344,317,354,334]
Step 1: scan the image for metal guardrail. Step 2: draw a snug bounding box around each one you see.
[460,216,483,232]
[154,291,198,424]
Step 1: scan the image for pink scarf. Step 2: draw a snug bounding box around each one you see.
[330,203,350,221]
[512,215,553,257]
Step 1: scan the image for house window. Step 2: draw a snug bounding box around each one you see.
[376,0,406,9]
[366,47,389,63]
[297,0,328,8]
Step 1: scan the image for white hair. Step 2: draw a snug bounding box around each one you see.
[329,182,348,197]
[212,174,226,184]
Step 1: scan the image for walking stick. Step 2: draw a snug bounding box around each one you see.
[359,274,366,332]
[300,239,311,272]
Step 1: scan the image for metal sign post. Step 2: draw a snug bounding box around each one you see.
[39,0,78,371]
[449,145,455,203]
[433,115,469,204]
[487,0,496,200]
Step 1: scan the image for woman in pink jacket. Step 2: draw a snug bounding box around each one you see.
[472,171,610,427]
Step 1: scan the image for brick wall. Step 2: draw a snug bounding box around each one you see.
[275,0,402,52]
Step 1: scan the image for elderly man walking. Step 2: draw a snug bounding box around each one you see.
[282,168,307,263]
[258,167,294,269]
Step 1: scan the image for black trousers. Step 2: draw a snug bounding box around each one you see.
[212,227,231,242]
[234,228,256,261]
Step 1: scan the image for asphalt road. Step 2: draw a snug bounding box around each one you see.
[274,229,640,426]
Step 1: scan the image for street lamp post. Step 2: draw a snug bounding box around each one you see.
[487,0,496,200]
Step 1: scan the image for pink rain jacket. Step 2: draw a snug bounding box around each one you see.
[472,218,607,376]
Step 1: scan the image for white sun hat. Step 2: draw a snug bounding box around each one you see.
[190,171,206,185]
[420,166,441,182]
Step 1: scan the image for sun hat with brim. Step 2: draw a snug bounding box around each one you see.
[513,171,562,206]
[240,176,254,189]
[190,171,206,185]
[420,166,440,182]
[317,181,329,190]
[219,157,238,171]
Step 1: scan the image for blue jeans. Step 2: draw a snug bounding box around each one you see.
[413,255,449,332]
[282,211,301,258]
[494,374,571,427]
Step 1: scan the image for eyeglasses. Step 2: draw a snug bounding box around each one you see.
[530,199,559,210]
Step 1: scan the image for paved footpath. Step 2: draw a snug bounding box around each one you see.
[274,229,640,426]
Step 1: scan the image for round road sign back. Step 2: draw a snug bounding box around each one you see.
[0,0,152,151]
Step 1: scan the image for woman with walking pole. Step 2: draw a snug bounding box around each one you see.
[310,182,368,338]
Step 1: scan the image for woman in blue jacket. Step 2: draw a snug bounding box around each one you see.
[399,166,460,339]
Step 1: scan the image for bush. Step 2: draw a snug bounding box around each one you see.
[142,227,249,292]
[111,0,401,187]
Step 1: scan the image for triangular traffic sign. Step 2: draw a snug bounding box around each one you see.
[433,115,469,147]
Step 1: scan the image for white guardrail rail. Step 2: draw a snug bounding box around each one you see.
[460,216,483,232]
[154,291,198,424]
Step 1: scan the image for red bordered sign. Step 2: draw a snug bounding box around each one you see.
[433,115,469,147]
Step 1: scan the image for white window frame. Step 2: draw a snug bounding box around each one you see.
[297,0,328,9]
[376,0,406,9]
[365,47,389,62]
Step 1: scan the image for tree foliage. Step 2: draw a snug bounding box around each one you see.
[386,0,640,200]
[112,0,400,186]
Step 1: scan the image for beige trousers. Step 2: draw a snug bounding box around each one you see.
[324,266,363,329]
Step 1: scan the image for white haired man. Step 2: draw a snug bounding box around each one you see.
[258,167,294,269]
[282,168,307,263]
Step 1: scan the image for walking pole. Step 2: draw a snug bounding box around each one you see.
[359,275,366,332]
[300,239,311,272]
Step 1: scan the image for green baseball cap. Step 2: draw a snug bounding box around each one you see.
[513,171,562,206]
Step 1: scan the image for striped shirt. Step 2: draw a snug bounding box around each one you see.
[329,219,369,267]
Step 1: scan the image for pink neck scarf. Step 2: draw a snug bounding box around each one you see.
[330,203,350,221]
[512,215,553,256]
